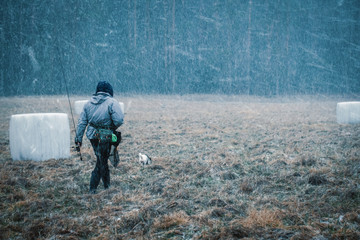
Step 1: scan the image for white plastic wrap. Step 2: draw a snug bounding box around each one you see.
[336,102,360,124]
[74,100,89,115]
[10,113,70,161]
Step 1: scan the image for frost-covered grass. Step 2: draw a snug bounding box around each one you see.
[0,95,359,239]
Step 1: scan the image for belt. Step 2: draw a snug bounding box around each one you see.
[89,123,112,130]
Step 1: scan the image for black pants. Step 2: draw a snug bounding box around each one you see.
[90,139,111,192]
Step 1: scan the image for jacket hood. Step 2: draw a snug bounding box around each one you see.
[90,92,111,105]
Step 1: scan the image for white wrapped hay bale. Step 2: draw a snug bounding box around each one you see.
[10,113,70,161]
[74,100,125,114]
[74,100,89,115]
[336,102,360,124]
[119,102,125,114]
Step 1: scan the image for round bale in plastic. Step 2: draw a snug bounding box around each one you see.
[10,113,70,161]
[74,100,89,115]
[336,101,360,124]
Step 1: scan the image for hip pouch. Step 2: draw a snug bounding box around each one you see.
[112,131,122,146]
[95,129,113,142]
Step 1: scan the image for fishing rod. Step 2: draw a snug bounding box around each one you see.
[56,44,83,161]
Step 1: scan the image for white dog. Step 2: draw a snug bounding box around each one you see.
[139,153,152,166]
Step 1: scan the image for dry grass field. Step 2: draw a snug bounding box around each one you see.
[0,95,359,239]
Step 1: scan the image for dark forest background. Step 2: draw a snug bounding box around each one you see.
[1,0,359,96]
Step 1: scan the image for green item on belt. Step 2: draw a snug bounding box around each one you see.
[112,133,117,143]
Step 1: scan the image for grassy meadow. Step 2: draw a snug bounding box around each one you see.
[0,95,359,239]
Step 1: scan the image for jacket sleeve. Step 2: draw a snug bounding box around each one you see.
[109,100,124,129]
[75,106,89,143]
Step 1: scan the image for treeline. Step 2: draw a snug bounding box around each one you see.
[1,0,359,96]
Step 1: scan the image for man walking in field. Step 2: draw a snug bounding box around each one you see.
[75,81,124,194]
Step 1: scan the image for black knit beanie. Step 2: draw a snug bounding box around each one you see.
[96,81,113,97]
